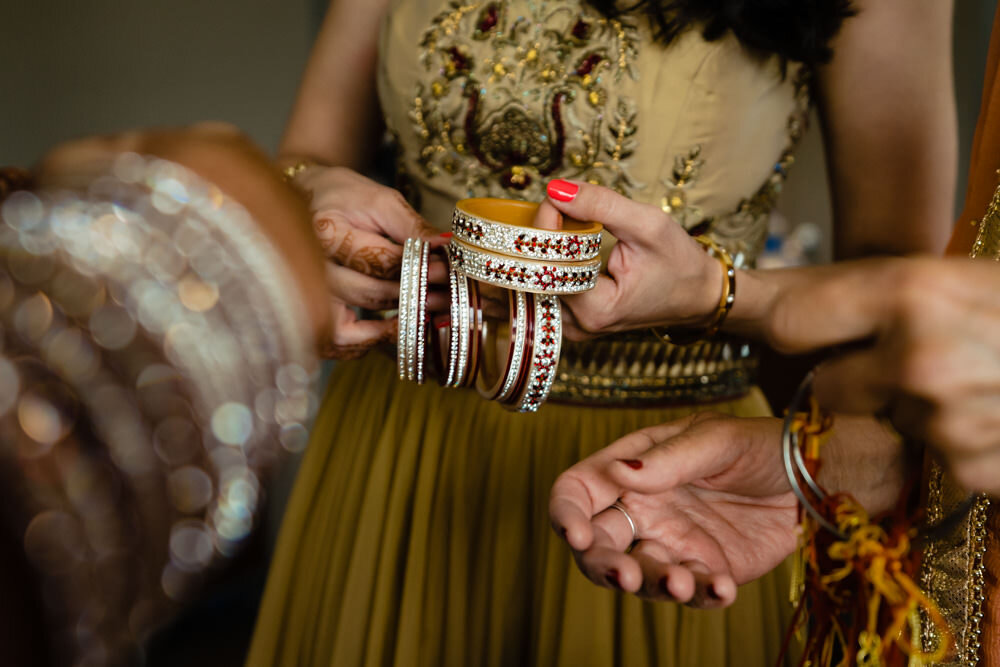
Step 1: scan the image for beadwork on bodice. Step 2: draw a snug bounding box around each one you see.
[411,1,641,199]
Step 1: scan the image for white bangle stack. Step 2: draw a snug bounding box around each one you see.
[397,238,431,383]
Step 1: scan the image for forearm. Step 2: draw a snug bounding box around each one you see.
[278,0,391,169]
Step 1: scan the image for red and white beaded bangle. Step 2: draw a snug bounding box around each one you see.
[453,198,603,262]
[513,293,562,412]
[448,239,599,295]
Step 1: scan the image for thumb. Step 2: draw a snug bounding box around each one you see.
[608,416,742,494]
[545,178,660,244]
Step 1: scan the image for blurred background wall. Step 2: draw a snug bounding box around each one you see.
[1,0,315,162]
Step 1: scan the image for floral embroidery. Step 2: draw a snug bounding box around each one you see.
[411,1,640,200]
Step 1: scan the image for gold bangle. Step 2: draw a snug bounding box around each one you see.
[280,160,313,182]
[650,235,736,345]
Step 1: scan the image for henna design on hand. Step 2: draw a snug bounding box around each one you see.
[349,246,400,280]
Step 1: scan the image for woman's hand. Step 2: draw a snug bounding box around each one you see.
[549,414,798,608]
[549,413,905,607]
[534,179,722,340]
[291,165,446,359]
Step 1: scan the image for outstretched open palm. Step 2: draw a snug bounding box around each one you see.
[549,413,799,608]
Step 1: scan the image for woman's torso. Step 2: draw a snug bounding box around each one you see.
[377,0,809,405]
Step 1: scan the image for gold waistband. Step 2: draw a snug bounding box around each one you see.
[549,333,758,406]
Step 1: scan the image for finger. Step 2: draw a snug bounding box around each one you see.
[629,540,681,601]
[370,188,440,245]
[544,179,664,245]
[327,263,400,310]
[680,560,737,609]
[559,277,624,336]
[813,347,895,414]
[533,200,564,231]
[591,503,639,553]
[549,477,603,551]
[314,218,403,279]
[573,544,643,593]
[549,418,695,547]
[606,417,743,494]
[320,305,396,360]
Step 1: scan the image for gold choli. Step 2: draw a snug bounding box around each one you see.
[919,183,1000,666]
[378,0,810,404]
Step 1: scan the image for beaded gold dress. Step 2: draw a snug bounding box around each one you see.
[249,2,810,665]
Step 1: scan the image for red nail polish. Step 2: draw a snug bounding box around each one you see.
[605,569,621,590]
[440,232,453,238]
[619,459,643,470]
[547,179,579,202]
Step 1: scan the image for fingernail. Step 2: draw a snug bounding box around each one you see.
[707,584,721,600]
[547,179,579,202]
[439,232,453,238]
[659,575,670,595]
[605,569,621,590]
[619,459,643,470]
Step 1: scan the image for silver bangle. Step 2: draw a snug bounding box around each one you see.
[448,239,600,295]
[497,290,529,403]
[445,255,461,386]
[415,240,430,384]
[397,238,415,381]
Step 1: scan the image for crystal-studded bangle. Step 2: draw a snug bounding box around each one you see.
[415,240,430,384]
[405,239,424,382]
[476,289,529,402]
[467,276,484,386]
[453,198,603,262]
[443,254,462,386]
[650,235,736,345]
[513,294,562,412]
[397,238,416,380]
[448,239,600,295]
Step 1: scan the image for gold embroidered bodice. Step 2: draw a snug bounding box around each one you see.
[378,0,809,404]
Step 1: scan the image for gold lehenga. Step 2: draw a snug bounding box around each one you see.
[248,2,812,665]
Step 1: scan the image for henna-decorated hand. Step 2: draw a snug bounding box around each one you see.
[292,166,448,359]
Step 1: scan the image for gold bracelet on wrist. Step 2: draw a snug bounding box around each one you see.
[651,235,736,346]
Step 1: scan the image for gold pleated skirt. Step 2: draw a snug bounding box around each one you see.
[247,354,799,667]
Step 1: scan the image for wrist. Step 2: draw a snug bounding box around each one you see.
[723,269,781,340]
[674,245,724,327]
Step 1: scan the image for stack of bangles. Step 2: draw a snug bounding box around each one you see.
[397,198,602,412]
